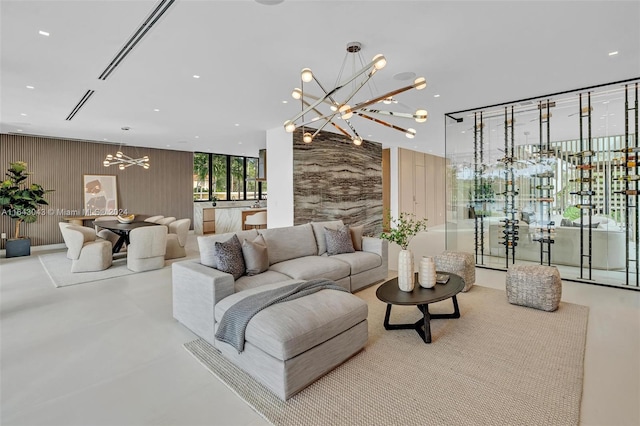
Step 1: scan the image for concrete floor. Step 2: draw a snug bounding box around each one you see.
[1,234,639,425]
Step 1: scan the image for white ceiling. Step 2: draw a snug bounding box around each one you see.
[1,0,639,158]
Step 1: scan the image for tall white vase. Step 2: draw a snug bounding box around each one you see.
[418,256,436,288]
[397,249,415,292]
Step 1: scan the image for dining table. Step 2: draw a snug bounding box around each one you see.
[93,220,160,253]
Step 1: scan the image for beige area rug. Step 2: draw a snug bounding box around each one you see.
[39,251,197,287]
[185,285,589,426]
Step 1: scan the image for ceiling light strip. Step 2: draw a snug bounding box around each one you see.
[65,90,95,121]
[97,0,176,80]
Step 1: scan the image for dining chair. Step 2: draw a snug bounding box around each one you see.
[245,211,267,229]
[166,218,191,259]
[58,222,112,272]
[144,215,164,223]
[94,215,121,248]
[156,216,176,226]
[127,225,167,272]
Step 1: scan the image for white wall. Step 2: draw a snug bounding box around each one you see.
[265,127,294,228]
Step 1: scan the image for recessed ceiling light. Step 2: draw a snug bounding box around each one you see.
[608,51,619,56]
[166,144,171,147]
[393,71,416,81]
[282,100,288,104]
[38,30,50,36]
[234,123,240,127]
[434,94,440,98]
[193,75,200,79]
[26,85,34,89]
[17,129,23,132]
[20,113,27,116]
[153,108,160,112]
[195,136,199,139]
[103,138,108,141]
[238,141,243,145]
[255,0,284,5]
[461,131,465,134]
[603,101,610,104]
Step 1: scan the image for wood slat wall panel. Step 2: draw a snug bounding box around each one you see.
[1,134,193,247]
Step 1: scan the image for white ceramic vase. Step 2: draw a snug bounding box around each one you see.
[397,249,415,292]
[418,256,436,288]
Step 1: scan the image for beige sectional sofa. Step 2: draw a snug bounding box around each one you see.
[172,220,387,399]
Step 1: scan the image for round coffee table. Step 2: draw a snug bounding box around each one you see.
[376,272,464,343]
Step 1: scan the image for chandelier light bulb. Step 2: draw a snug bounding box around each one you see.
[352,136,363,146]
[405,128,417,139]
[414,77,427,90]
[119,164,125,170]
[372,54,387,70]
[330,104,338,112]
[415,109,428,123]
[301,68,313,83]
[339,104,353,120]
[284,120,296,132]
[103,161,110,167]
[106,154,113,160]
[383,97,393,105]
[143,163,150,169]
[116,151,123,158]
[291,88,302,100]
[303,132,313,143]
[143,156,149,161]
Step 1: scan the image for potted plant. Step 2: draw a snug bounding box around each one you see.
[380,212,429,291]
[0,161,53,257]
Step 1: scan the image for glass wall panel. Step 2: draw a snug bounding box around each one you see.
[230,156,245,201]
[445,79,639,289]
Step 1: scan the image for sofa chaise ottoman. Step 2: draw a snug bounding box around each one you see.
[215,281,368,400]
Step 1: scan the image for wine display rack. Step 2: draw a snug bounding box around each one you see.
[501,106,518,267]
[574,92,595,280]
[623,83,639,286]
[473,112,486,265]
[533,99,555,265]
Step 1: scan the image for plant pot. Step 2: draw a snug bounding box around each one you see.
[6,237,31,258]
[397,249,414,292]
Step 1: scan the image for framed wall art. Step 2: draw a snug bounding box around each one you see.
[83,175,118,215]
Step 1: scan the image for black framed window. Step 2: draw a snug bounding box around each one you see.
[194,152,263,202]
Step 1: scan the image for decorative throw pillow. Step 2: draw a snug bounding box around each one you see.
[242,234,269,276]
[214,234,245,280]
[325,225,355,255]
[349,225,364,251]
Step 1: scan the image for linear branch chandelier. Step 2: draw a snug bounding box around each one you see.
[103,127,150,170]
[284,42,428,145]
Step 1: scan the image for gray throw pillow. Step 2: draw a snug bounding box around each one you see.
[325,225,355,255]
[242,234,269,276]
[214,234,245,280]
[349,225,364,251]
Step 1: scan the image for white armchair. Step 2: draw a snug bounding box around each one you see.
[156,216,176,226]
[166,218,190,259]
[127,226,168,272]
[58,222,112,272]
[145,215,164,223]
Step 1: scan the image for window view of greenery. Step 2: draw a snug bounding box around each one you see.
[230,156,245,200]
[212,154,228,200]
[246,157,258,200]
[193,153,209,201]
[194,152,262,201]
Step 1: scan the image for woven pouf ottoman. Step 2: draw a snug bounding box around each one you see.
[434,251,476,292]
[506,265,562,312]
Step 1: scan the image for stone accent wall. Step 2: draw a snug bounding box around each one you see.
[293,129,383,236]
